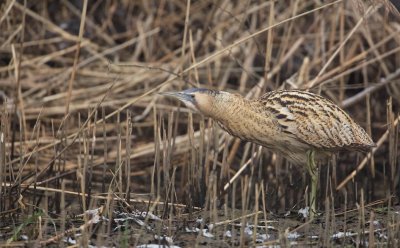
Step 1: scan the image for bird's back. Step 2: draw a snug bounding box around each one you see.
[258,90,375,153]
[162,88,375,165]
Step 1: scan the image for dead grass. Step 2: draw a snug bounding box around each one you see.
[0,0,399,247]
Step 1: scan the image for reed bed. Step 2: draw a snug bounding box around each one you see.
[0,0,399,247]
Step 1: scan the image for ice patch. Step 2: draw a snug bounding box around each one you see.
[63,237,77,245]
[244,225,253,236]
[243,223,271,242]
[185,226,214,238]
[298,207,309,218]
[256,233,270,243]
[378,232,388,240]
[287,232,301,239]
[331,231,354,239]
[154,235,173,245]
[201,229,214,238]
[185,227,199,233]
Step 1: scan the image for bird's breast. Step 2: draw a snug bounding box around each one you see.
[216,106,281,146]
[214,104,324,164]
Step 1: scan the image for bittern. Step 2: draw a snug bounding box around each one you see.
[161,88,375,219]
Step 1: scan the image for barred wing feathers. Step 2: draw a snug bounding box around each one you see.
[260,90,375,152]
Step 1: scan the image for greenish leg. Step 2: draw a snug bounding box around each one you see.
[306,150,318,220]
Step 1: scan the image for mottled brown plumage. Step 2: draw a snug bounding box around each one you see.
[161,88,375,219]
[162,88,374,164]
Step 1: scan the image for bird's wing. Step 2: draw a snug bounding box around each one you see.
[260,90,374,151]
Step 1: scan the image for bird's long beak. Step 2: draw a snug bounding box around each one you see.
[159,91,191,102]
[159,91,199,112]
[158,91,180,97]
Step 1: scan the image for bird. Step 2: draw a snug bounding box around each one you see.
[160,88,375,220]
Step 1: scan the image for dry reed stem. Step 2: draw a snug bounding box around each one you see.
[337,114,400,190]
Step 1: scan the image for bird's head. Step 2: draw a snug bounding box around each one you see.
[160,88,221,116]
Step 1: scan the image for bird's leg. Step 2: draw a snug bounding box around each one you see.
[306,150,318,220]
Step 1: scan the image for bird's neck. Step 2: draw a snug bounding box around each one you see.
[206,94,248,120]
[206,95,270,141]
